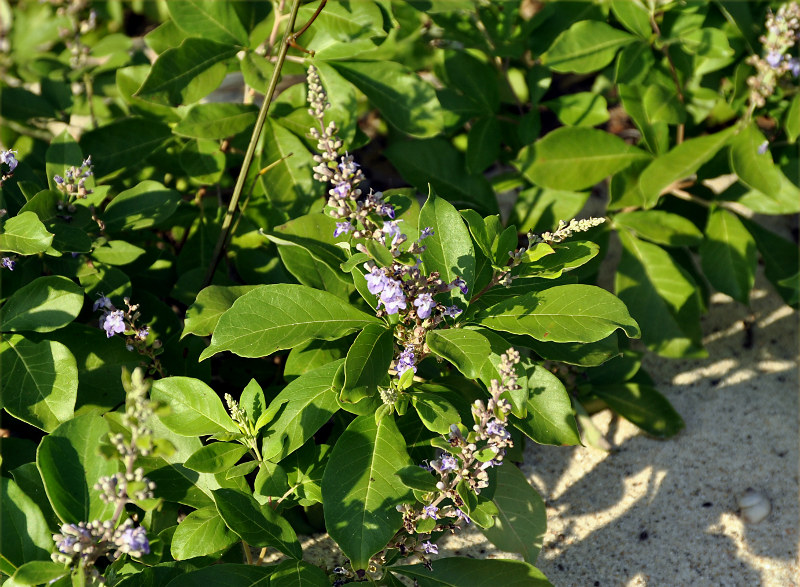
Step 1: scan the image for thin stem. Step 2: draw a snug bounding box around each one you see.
[650,12,685,144]
[243,541,254,564]
[202,0,304,288]
[255,547,268,566]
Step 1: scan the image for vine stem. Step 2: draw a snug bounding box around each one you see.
[202,0,306,288]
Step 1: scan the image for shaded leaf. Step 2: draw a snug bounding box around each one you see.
[391,557,552,586]
[1,276,84,333]
[592,383,684,437]
[0,212,54,255]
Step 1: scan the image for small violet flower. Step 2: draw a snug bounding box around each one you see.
[439,454,458,471]
[333,182,350,199]
[377,202,395,219]
[443,304,463,318]
[486,419,510,440]
[334,221,354,237]
[1,257,15,271]
[117,526,150,555]
[766,50,783,68]
[135,327,150,341]
[419,227,434,240]
[0,149,18,172]
[450,277,468,295]
[366,266,389,295]
[413,292,435,319]
[382,220,404,246]
[455,509,471,524]
[396,345,417,376]
[379,279,407,314]
[93,295,112,312]
[790,57,800,78]
[758,141,769,155]
[101,310,126,338]
[421,541,438,555]
[423,504,439,520]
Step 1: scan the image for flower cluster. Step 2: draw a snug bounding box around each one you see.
[54,156,94,209]
[388,349,520,567]
[52,0,97,69]
[531,217,606,245]
[1,149,18,188]
[94,295,163,375]
[53,368,156,581]
[747,2,800,108]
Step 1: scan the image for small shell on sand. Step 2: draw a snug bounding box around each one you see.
[738,488,771,524]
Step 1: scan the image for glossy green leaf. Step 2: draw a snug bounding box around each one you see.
[385,138,498,214]
[743,217,800,306]
[80,117,171,178]
[260,360,343,462]
[729,123,782,196]
[200,284,379,360]
[184,443,248,474]
[592,383,684,437]
[284,339,348,381]
[136,38,238,106]
[76,263,132,301]
[182,285,259,339]
[239,378,266,427]
[179,139,226,184]
[480,464,547,564]
[785,93,800,143]
[542,20,635,73]
[512,186,589,234]
[322,415,412,570]
[527,334,621,367]
[638,127,735,207]
[466,116,502,172]
[167,0,248,46]
[267,560,329,587]
[517,241,599,279]
[297,1,386,60]
[391,557,552,586]
[212,488,300,559]
[103,180,181,232]
[613,210,702,247]
[161,564,273,587]
[513,364,580,446]
[0,478,53,574]
[699,207,757,304]
[1,335,77,432]
[332,60,443,138]
[90,240,146,266]
[643,83,684,125]
[174,103,258,139]
[10,561,68,585]
[395,465,439,492]
[419,189,475,307]
[37,413,118,523]
[610,0,651,38]
[343,324,393,405]
[616,231,705,357]
[1,275,83,332]
[517,127,649,191]
[0,212,54,255]
[473,284,640,343]
[170,506,238,560]
[411,393,461,435]
[543,92,609,127]
[151,377,239,436]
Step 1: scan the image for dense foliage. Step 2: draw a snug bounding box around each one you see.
[1,1,797,585]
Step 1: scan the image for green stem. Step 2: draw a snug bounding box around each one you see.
[202,0,304,288]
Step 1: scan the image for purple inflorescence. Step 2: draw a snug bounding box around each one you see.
[413,292,435,319]
[101,310,126,338]
[396,345,416,376]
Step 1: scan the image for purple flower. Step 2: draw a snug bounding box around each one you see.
[455,509,471,524]
[379,279,407,314]
[135,326,150,341]
[338,156,359,174]
[443,304,463,318]
[419,227,434,240]
[439,454,457,471]
[421,541,438,555]
[767,50,783,68]
[423,504,439,520]
[366,266,388,295]
[382,220,404,246]
[1,257,15,271]
[789,57,800,77]
[486,419,510,440]
[92,295,112,311]
[0,150,18,172]
[54,175,64,185]
[450,277,468,295]
[101,310,126,338]
[413,292,435,319]
[334,221,354,237]
[758,141,769,155]
[333,182,350,199]
[118,526,150,555]
[419,460,434,472]
[396,345,416,376]
[377,202,395,219]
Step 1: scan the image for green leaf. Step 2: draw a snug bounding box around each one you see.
[170,506,238,560]
[179,139,226,184]
[76,263,132,301]
[167,0,248,46]
[1,335,77,432]
[212,488,301,559]
[610,0,652,38]
[427,328,495,380]
[0,212,54,255]
[0,478,53,574]
[512,186,589,234]
[90,240,146,266]
[136,38,238,106]
[742,217,800,306]
[466,116,502,173]
[395,465,439,492]
[699,208,757,305]
[643,83,685,125]
[297,1,386,60]
[527,335,621,367]
[615,231,705,357]
[542,20,635,73]
[37,413,118,523]
[260,360,343,462]
[183,285,259,339]
[592,383,684,438]
[322,415,412,570]
[411,393,461,435]
[472,284,640,343]
[543,92,609,127]
[174,103,258,139]
[159,564,273,587]
[103,180,181,232]
[785,93,800,143]
[444,51,500,114]
[729,123,782,196]
[240,378,266,426]
[267,560,329,587]
[80,118,172,178]
[331,61,443,138]
[516,127,649,191]
[517,241,599,279]
[638,127,735,208]
[185,443,249,474]
[10,561,68,585]
[200,284,379,360]
[391,557,552,586]
[284,339,347,381]
[151,377,240,436]
[612,210,703,247]
[1,276,84,333]
[419,188,475,307]
[512,364,580,446]
[342,324,392,405]
[480,464,547,564]
[385,138,497,214]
